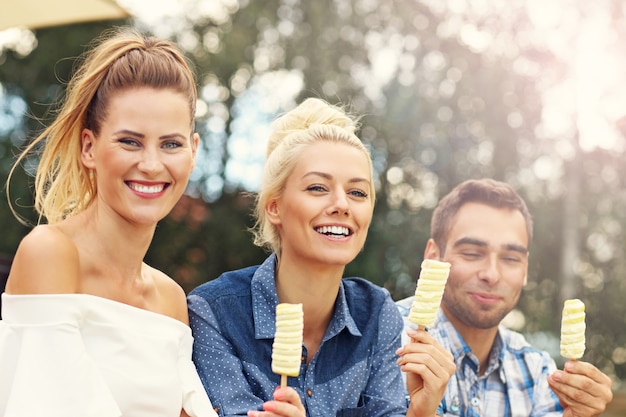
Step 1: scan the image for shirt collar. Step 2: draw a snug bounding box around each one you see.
[435,309,471,363]
[436,309,505,382]
[250,253,361,340]
[326,281,362,339]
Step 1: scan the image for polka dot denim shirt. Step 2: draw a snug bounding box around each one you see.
[188,254,408,417]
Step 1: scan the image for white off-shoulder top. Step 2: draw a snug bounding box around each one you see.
[0,293,217,417]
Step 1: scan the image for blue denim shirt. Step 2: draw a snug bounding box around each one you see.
[188,254,408,417]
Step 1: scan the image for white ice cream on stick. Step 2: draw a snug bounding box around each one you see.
[408,259,451,330]
[272,303,304,387]
[560,298,586,360]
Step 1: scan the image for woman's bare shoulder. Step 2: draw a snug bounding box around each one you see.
[6,224,81,294]
[145,264,189,324]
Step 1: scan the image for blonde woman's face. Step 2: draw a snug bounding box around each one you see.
[266,141,374,268]
[81,87,198,226]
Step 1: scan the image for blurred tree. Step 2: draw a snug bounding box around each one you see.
[146,192,266,294]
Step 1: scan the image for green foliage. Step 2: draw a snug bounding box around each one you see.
[146,192,266,294]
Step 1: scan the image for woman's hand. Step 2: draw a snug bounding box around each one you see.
[247,386,306,417]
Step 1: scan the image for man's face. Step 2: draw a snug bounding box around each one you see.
[432,202,529,332]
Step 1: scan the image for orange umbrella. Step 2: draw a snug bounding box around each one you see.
[0,0,130,31]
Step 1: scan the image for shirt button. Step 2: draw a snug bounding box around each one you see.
[306,388,313,397]
[470,397,480,407]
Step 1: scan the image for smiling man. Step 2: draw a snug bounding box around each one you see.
[396,178,613,417]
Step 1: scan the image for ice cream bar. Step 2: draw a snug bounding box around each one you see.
[560,298,586,359]
[272,303,304,378]
[408,259,451,328]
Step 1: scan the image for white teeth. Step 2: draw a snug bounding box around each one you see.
[128,183,164,194]
[316,226,350,236]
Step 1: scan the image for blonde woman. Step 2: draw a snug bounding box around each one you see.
[1,28,217,417]
[188,98,454,417]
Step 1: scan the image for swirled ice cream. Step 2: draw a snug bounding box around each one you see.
[272,303,304,377]
[408,259,451,328]
[560,298,586,359]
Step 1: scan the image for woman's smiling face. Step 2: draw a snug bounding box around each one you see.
[267,140,374,268]
[81,87,198,225]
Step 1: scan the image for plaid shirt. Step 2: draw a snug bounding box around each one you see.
[397,297,563,417]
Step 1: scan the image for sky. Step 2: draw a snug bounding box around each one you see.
[524,0,626,153]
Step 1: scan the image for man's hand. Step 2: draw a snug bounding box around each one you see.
[397,328,455,417]
[548,360,613,417]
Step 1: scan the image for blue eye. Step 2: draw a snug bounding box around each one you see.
[306,184,327,192]
[349,189,368,198]
[119,138,140,147]
[162,141,183,149]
